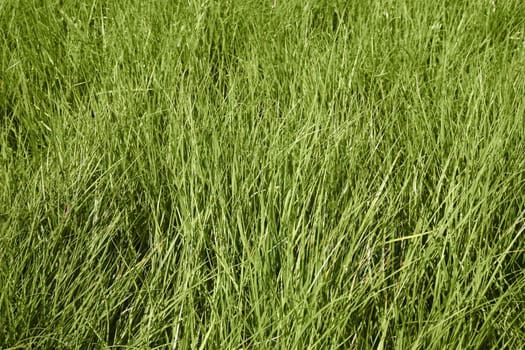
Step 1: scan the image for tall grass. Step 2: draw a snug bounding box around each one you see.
[1,0,524,348]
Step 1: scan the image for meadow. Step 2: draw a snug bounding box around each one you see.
[1,0,524,348]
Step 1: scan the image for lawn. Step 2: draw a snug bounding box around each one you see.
[1,0,524,348]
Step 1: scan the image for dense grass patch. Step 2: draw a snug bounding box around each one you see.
[1,0,524,348]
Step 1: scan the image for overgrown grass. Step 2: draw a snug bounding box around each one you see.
[1,0,524,348]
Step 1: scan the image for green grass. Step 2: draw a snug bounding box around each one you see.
[1,0,525,348]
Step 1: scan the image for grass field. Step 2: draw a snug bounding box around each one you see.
[1,0,525,348]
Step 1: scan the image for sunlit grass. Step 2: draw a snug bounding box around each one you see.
[1,0,524,348]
